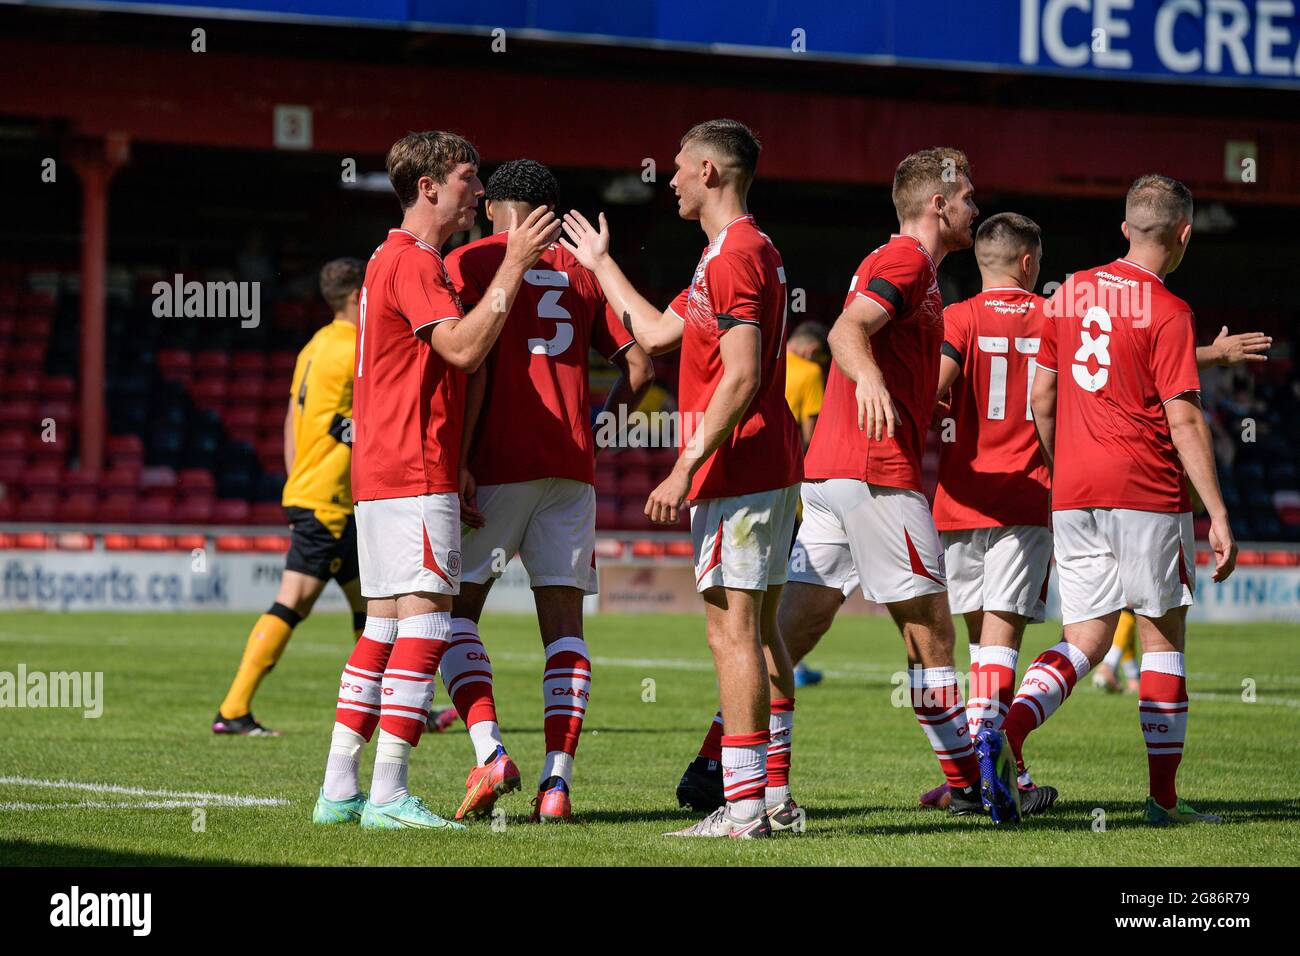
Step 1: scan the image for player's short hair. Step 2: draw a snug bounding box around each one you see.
[484,159,559,211]
[975,212,1041,267]
[1125,174,1194,242]
[788,321,829,349]
[386,131,480,210]
[319,257,364,313]
[892,147,971,221]
[680,119,761,186]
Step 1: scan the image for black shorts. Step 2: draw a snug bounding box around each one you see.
[284,506,359,585]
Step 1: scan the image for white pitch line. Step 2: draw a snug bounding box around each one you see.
[1,800,247,812]
[0,777,289,807]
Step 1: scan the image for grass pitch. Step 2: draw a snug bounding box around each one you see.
[1,610,1297,866]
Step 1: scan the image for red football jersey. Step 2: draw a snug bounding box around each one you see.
[804,234,944,492]
[1038,258,1200,513]
[351,228,466,501]
[933,288,1051,530]
[445,234,634,486]
[669,215,802,501]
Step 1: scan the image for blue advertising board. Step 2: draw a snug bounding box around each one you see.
[20,0,1300,87]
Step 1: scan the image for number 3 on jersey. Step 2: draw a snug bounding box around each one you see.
[977,335,1039,420]
[524,269,573,357]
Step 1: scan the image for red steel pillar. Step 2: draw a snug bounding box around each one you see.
[69,133,129,476]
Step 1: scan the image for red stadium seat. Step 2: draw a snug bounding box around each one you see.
[616,473,655,497]
[59,493,100,524]
[594,537,623,558]
[228,377,265,406]
[174,533,207,551]
[42,375,76,400]
[177,468,216,496]
[132,497,176,524]
[103,533,136,551]
[194,351,230,376]
[632,540,665,558]
[22,461,64,491]
[98,494,136,523]
[17,531,49,549]
[158,350,192,378]
[135,533,176,551]
[231,352,268,375]
[212,499,251,524]
[250,502,285,526]
[252,535,290,554]
[101,466,141,493]
[54,532,93,551]
[10,370,40,394]
[0,457,25,485]
[215,534,252,552]
[62,469,101,494]
[139,466,178,491]
[665,540,694,557]
[106,434,145,461]
[18,493,58,523]
[190,378,228,406]
[175,496,215,524]
[0,399,38,429]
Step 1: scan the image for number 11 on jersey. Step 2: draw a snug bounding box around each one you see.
[977,335,1039,421]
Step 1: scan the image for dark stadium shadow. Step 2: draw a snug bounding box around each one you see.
[0,839,247,867]
[838,798,1300,836]
[581,804,897,825]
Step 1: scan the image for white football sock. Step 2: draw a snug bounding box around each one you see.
[370,729,412,805]
[323,723,366,801]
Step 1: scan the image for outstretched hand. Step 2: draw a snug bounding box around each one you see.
[560,210,611,270]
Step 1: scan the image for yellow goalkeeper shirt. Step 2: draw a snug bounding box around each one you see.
[281,319,355,515]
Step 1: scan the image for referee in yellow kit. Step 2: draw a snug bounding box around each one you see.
[213,258,367,736]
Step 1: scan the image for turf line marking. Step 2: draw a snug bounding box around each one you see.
[1,800,259,812]
[0,777,289,806]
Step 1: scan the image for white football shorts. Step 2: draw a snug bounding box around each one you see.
[1053,508,1194,625]
[941,525,1052,623]
[691,484,800,593]
[355,492,461,598]
[460,478,597,594]
[788,479,946,605]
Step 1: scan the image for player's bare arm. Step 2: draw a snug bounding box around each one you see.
[1029,364,1057,472]
[827,294,897,440]
[283,395,296,474]
[1165,393,1237,582]
[598,344,655,458]
[645,324,760,525]
[425,205,560,371]
[459,367,487,529]
[560,209,683,355]
[931,351,961,428]
[1196,325,1272,369]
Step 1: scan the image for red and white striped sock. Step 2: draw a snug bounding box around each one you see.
[1001,641,1090,770]
[721,729,768,821]
[333,615,398,740]
[440,617,503,764]
[540,636,591,787]
[378,612,451,746]
[698,711,724,765]
[1139,651,1188,809]
[765,697,795,808]
[911,666,980,790]
[325,616,398,801]
[970,644,1018,735]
